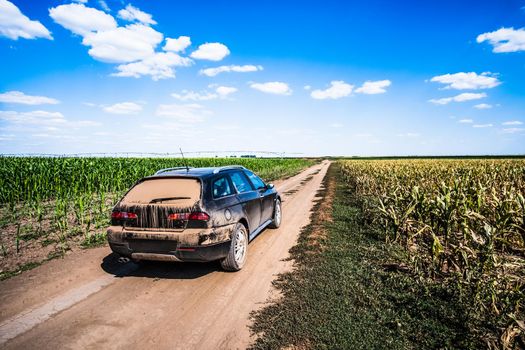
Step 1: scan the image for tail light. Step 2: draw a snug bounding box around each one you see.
[168,212,210,221]
[189,212,210,221]
[111,211,138,219]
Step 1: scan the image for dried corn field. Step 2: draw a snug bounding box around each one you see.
[340,159,525,345]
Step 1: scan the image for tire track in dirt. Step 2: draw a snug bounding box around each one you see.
[0,263,138,344]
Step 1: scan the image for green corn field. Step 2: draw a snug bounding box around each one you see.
[0,157,312,204]
[0,156,313,278]
[340,159,525,342]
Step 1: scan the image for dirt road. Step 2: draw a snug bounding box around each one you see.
[0,161,330,350]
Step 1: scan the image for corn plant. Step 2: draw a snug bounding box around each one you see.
[339,158,525,346]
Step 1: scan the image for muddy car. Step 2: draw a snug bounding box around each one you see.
[107,165,282,271]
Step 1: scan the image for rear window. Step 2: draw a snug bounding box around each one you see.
[121,178,201,207]
[213,176,234,198]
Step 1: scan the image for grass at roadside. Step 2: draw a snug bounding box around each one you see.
[250,163,486,349]
[0,261,42,281]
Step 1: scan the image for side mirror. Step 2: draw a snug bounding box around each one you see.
[266,183,274,190]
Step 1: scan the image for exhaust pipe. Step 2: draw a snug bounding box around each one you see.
[118,256,130,263]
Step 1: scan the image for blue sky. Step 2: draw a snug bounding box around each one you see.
[1,0,525,156]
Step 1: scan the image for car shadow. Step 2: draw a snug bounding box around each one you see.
[101,253,221,280]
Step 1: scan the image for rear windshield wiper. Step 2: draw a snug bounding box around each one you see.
[150,196,191,204]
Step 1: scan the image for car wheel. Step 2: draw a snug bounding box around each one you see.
[269,199,282,229]
[220,223,248,271]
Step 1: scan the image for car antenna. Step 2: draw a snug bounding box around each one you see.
[180,147,190,171]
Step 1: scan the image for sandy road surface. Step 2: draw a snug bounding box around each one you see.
[0,161,330,349]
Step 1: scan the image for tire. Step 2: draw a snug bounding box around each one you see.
[220,223,248,271]
[269,199,282,229]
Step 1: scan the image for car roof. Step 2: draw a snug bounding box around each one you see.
[149,165,248,179]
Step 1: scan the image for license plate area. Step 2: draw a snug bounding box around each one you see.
[128,239,179,254]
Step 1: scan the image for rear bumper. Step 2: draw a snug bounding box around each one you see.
[108,240,231,262]
[107,225,234,262]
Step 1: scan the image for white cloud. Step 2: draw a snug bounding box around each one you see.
[49,3,202,81]
[429,92,487,105]
[216,86,237,97]
[112,52,193,80]
[454,93,487,102]
[458,119,473,123]
[502,120,523,125]
[0,91,59,105]
[118,4,156,25]
[190,43,230,61]
[171,86,237,101]
[171,91,217,101]
[82,23,163,63]
[311,81,353,99]
[199,64,262,77]
[98,0,110,12]
[430,72,500,90]
[163,36,191,52]
[49,3,116,36]
[474,103,492,109]
[477,27,525,53]
[0,133,15,141]
[0,0,52,40]
[250,82,292,95]
[50,4,165,64]
[0,110,65,124]
[355,80,391,94]
[473,124,493,128]
[156,103,211,123]
[502,128,524,134]
[304,85,311,90]
[103,102,143,114]
[0,110,100,128]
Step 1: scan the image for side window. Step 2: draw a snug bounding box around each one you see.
[230,171,253,193]
[245,170,266,190]
[212,176,233,198]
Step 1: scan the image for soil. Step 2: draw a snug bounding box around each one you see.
[0,195,118,278]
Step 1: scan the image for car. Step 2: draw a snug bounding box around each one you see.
[107,165,282,271]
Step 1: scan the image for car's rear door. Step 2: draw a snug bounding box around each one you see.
[115,177,202,231]
[229,171,261,233]
[244,170,274,223]
[208,175,238,222]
